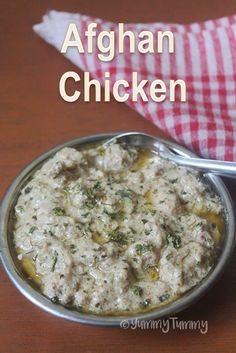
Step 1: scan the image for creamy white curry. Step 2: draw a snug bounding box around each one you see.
[13,143,224,315]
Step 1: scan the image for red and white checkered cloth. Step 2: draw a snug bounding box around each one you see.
[34,11,236,161]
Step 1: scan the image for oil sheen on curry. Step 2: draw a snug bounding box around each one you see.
[13,142,225,315]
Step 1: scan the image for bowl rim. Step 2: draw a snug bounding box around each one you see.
[0,132,235,326]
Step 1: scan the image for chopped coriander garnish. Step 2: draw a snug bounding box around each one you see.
[52,207,66,216]
[139,299,150,309]
[196,222,204,227]
[82,183,103,208]
[161,223,168,231]
[51,296,59,304]
[108,230,127,245]
[131,285,143,296]
[135,243,153,255]
[129,227,136,234]
[169,178,178,184]
[144,229,151,235]
[29,226,38,234]
[70,244,76,254]
[51,250,58,272]
[32,254,38,262]
[63,186,70,193]
[24,186,33,194]
[166,253,173,261]
[115,189,133,199]
[166,233,181,249]
[159,293,170,302]
[16,205,24,214]
[104,209,125,221]
[93,181,102,190]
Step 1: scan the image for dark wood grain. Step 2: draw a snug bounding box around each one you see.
[1,1,236,352]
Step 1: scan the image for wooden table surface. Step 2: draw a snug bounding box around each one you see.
[1,1,236,352]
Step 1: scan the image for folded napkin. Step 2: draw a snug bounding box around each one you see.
[34,11,236,161]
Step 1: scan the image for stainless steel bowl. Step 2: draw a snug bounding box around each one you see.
[0,132,235,326]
